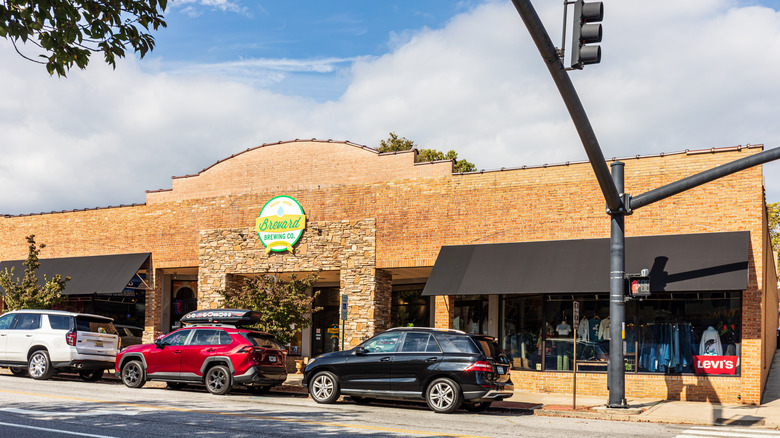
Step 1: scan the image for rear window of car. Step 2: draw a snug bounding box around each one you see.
[48,315,73,330]
[244,332,284,349]
[435,333,480,354]
[472,337,499,357]
[75,316,117,335]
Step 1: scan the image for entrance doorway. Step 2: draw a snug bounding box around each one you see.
[311,287,340,357]
[171,280,198,331]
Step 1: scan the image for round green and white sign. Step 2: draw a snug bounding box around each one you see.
[255,195,306,253]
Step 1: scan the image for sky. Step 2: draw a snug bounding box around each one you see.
[2,0,780,216]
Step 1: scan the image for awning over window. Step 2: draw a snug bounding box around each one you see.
[422,232,749,296]
[0,253,151,296]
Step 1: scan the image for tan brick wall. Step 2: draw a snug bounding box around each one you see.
[0,141,773,404]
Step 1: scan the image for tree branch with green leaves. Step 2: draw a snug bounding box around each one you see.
[1,0,167,76]
[0,234,69,310]
[219,273,321,345]
[378,132,477,173]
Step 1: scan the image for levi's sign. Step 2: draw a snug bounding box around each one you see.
[256,195,306,253]
[692,355,739,375]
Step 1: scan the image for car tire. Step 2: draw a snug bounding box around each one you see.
[309,371,340,404]
[121,360,146,388]
[205,365,233,395]
[247,385,272,395]
[9,367,27,377]
[28,350,54,380]
[79,369,104,382]
[166,382,186,390]
[426,378,462,414]
[463,401,492,412]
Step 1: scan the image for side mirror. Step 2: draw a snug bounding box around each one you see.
[354,346,367,355]
[154,338,166,349]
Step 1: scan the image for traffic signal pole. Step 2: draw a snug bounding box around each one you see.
[510,0,780,409]
[608,162,627,407]
[509,0,621,213]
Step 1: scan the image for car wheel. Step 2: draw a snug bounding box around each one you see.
[28,350,54,380]
[463,401,492,412]
[9,367,27,377]
[426,378,462,414]
[309,371,340,404]
[247,385,272,395]
[79,369,104,382]
[121,360,146,388]
[205,365,233,395]
[166,382,186,390]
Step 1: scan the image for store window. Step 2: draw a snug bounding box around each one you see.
[498,291,741,376]
[453,295,488,335]
[543,294,610,372]
[630,291,741,376]
[391,286,431,328]
[501,295,543,370]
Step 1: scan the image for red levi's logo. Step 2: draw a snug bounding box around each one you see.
[692,356,739,375]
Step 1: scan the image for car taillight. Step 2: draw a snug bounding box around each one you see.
[66,330,77,346]
[464,361,493,372]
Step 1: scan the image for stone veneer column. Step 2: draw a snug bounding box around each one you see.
[340,267,391,347]
[143,268,165,343]
[434,295,455,329]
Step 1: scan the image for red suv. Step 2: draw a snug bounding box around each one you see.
[115,309,288,395]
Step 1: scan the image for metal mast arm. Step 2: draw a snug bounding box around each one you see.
[510,0,621,211]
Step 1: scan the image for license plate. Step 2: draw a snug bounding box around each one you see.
[497,366,506,374]
[94,341,103,347]
[268,355,277,363]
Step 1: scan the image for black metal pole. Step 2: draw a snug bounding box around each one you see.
[608,161,627,408]
[510,0,621,212]
[631,147,780,210]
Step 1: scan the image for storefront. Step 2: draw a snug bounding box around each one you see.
[0,139,776,404]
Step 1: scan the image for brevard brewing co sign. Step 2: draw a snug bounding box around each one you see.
[255,195,306,253]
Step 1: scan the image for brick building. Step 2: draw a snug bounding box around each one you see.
[0,139,777,405]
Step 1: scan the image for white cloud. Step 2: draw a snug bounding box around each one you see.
[1,0,780,216]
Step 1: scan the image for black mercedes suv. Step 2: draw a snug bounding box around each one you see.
[302,327,513,413]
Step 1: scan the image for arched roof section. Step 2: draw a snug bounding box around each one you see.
[146,139,454,204]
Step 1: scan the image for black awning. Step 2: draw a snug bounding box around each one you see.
[0,253,150,296]
[422,232,749,296]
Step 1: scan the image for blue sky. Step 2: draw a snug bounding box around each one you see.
[2,0,780,216]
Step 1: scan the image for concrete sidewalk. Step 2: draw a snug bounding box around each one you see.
[280,373,780,429]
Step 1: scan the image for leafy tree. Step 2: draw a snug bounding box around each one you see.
[768,201,780,253]
[0,235,70,310]
[1,0,167,76]
[378,132,477,173]
[219,273,321,345]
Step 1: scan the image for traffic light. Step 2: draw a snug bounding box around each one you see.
[570,0,603,69]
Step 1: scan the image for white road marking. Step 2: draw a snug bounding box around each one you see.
[0,407,140,416]
[0,421,118,437]
[676,426,780,438]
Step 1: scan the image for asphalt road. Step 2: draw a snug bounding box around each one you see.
[0,373,714,438]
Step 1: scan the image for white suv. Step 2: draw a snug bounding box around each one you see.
[0,309,120,381]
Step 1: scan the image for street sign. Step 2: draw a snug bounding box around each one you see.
[340,295,348,320]
[573,301,580,330]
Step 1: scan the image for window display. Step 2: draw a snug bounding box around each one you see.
[453,295,488,335]
[498,291,741,376]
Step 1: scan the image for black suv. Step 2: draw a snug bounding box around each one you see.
[302,327,513,413]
